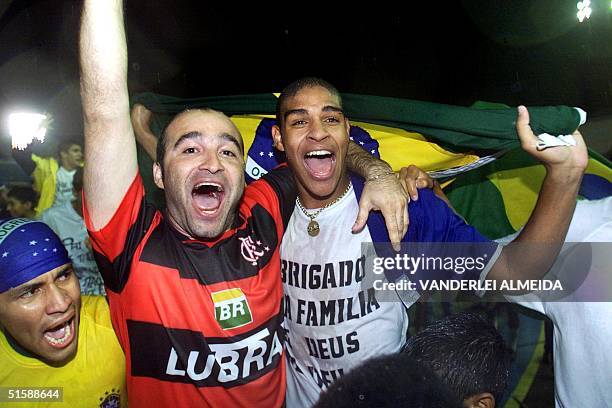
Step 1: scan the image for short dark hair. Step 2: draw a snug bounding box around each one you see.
[403,311,513,403]
[276,77,342,126]
[7,185,39,207]
[156,107,236,166]
[57,140,82,155]
[314,353,462,408]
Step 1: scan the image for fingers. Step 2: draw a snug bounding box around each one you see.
[406,180,418,202]
[352,199,370,233]
[385,199,408,252]
[571,129,586,148]
[399,165,436,202]
[405,166,419,201]
[402,204,409,240]
[516,105,538,149]
[386,212,402,252]
[400,165,419,201]
[398,168,409,194]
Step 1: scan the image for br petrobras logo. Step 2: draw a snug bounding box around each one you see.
[212,288,253,330]
[98,388,120,408]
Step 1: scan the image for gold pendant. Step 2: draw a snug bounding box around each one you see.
[307,220,320,237]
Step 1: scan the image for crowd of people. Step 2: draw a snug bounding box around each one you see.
[0,1,608,407]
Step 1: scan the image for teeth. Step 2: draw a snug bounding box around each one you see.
[44,320,72,346]
[194,182,223,192]
[305,150,332,157]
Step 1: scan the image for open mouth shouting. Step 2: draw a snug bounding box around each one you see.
[43,316,75,349]
[191,182,226,216]
[304,150,336,180]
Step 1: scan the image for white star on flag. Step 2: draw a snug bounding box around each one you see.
[29,240,37,245]
[45,238,50,241]
[264,246,270,251]
[268,152,274,157]
[33,252,38,257]
[1,252,8,258]
[359,141,364,145]
[371,150,375,154]
[52,248,57,253]
[20,229,26,232]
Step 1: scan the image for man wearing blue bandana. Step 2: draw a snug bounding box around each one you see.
[0,218,126,407]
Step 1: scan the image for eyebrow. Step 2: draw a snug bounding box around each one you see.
[172,131,202,150]
[283,105,344,121]
[220,132,244,155]
[7,265,72,297]
[173,131,243,154]
[8,282,40,297]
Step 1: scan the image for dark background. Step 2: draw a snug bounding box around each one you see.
[0,0,611,158]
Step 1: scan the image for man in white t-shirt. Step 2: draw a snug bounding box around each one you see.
[270,77,588,407]
[41,167,104,295]
[501,197,612,408]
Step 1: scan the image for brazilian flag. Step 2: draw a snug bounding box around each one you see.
[132,91,611,240]
[133,91,610,407]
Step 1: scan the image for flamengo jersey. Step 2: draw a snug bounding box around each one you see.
[84,168,295,408]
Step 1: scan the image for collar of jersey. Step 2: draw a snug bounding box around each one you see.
[163,211,247,247]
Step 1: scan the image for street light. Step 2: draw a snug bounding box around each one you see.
[577,0,592,22]
[8,112,48,150]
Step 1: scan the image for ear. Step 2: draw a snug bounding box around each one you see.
[344,117,351,137]
[271,125,285,152]
[153,162,165,190]
[464,392,495,408]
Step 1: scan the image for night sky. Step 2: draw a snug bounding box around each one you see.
[0,0,611,155]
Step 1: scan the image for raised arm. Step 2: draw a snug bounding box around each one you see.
[80,0,138,230]
[11,144,36,176]
[489,106,588,282]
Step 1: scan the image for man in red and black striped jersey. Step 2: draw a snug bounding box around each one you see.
[78,2,412,407]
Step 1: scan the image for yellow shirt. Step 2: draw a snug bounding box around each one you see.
[0,296,126,407]
[30,154,59,217]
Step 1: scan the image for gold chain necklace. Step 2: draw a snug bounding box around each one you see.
[295,182,352,237]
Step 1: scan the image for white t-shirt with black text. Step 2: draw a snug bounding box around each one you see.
[54,167,76,205]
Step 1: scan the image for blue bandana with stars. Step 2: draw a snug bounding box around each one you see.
[0,218,70,293]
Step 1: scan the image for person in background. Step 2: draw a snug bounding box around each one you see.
[314,353,462,408]
[6,185,39,219]
[41,168,105,295]
[12,139,83,216]
[403,311,513,408]
[0,218,126,407]
[501,196,612,408]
